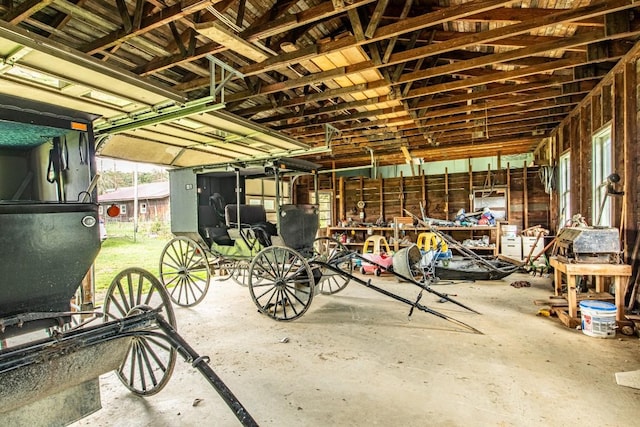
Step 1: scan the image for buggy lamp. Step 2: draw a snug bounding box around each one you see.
[106,204,120,217]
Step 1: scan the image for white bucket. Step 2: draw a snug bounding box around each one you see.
[579,300,617,338]
[502,224,517,237]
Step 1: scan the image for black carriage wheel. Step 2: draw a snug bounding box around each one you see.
[103,267,177,396]
[159,237,210,307]
[248,246,314,321]
[230,259,251,287]
[312,237,353,295]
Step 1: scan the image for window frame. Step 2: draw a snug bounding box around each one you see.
[592,125,612,226]
[310,190,333,228]
[558,152,571,227]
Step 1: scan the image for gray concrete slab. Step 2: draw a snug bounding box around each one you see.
[72,272,640,426]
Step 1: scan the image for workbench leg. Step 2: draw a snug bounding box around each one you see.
[554,266,563,296]
[567,274,578,319]
[614,276,625,321]
[595,276,605,293]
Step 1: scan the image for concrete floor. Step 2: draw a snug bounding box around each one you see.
[72,272,640,427]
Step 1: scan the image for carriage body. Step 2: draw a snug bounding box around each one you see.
[0,95,135,424]
[0,94,101,336]
[0,95,259,426]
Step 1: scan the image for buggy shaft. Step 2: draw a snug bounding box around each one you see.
[349,253,481,314]
[155,315,259,427]
[315,262,482,334]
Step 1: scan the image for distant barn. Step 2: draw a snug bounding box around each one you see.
[99,182,170,223]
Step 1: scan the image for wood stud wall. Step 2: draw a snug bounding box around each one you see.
[541,45,640,259]
[299,165,550,231]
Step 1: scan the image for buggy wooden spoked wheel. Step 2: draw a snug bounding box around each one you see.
[248,246,315,321]
[103,267,177,396]
[230,259,250,286]
[159,236,210,307]
[312,237,353,295]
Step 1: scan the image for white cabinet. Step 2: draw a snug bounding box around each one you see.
[501,236,522,260]
[522,236,545,264]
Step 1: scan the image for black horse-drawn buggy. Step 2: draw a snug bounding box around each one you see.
[156,151,483,328]
[0,95,257,426]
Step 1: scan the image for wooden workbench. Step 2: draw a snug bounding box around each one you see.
[550,257,631,321]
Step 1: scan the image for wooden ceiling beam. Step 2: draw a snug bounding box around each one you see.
[239,0,634,77]
[311,136,541,167]
[240,0,376,41]
[2,0,55,24]
[458,7,605,27]
[382,0,414,62]
[305,114,563,146]
[80,0,217,55]
[239,0,516,76]
[364,0,390,39]
[287,101,574,138]
[225,14,634,109]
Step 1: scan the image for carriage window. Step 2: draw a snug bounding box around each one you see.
[311,191,332,228]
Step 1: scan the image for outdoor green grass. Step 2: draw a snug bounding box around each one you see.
[94,222,170,299]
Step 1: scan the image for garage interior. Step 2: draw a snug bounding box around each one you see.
[1,0,640,426]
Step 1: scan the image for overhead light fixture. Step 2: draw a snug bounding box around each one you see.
[5,64,67,89]
[83,90,132,107]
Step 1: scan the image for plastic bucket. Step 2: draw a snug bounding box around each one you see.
[502,224,517,237]
[579,300,617,338]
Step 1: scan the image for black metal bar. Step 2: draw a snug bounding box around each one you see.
[314,262,482,334]
[347,252,481,314]
[154,315,259,427]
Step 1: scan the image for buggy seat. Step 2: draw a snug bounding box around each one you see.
[206,204,275,258]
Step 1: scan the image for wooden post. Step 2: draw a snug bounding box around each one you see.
[523,160,529,229]
[339,177,345,223]
[331,161,337,225]
[80,266,94,311]
[623,61,637,258]
[444,167,449,221]
[359,176,364,222]
[506,163,511,221]
[421,169,426,217]
[379,176,384,221]
[399,171,405,216]
[468,160,473,213]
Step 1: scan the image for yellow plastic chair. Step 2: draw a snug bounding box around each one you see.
[417,232,448,252]
[362,235,392,254]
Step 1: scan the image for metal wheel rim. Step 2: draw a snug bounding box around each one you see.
[248,246,314,321]
[313,237,352,295]
[159,236,210,307]
[103,267,177,396]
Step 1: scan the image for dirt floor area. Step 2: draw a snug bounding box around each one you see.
[71,271,640,426]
